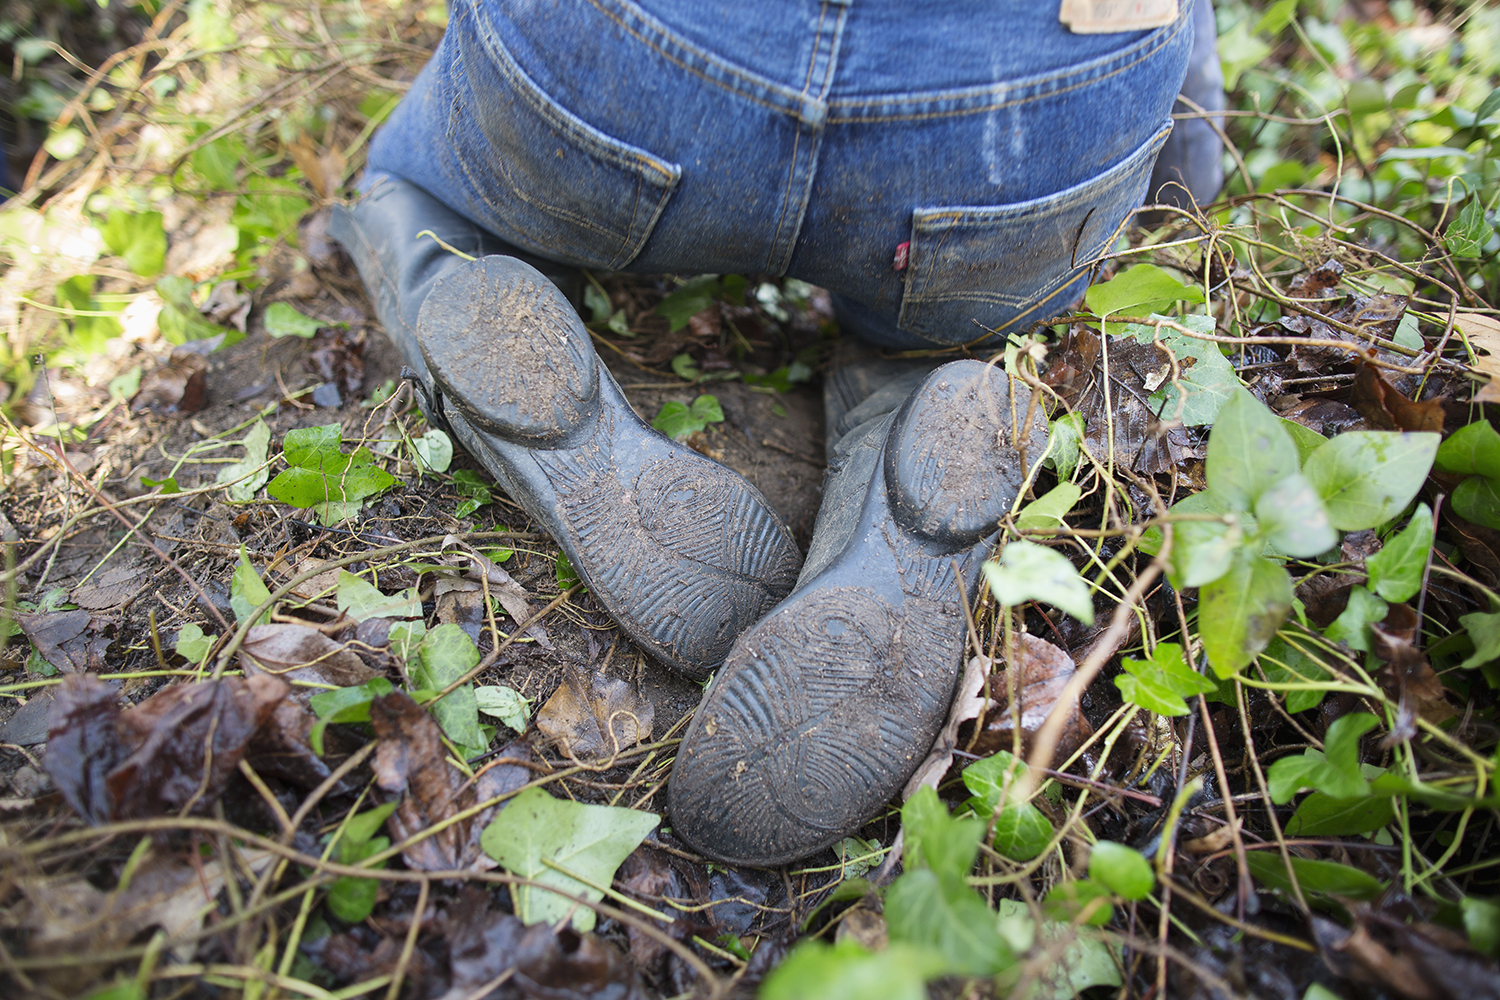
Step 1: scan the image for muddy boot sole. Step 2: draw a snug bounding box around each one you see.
[668,360,1047,865]
[417,255,802,678]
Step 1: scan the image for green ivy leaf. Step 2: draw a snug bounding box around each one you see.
[1042,879,1113,926]
[1206,391,1301,511]
[1199,550,1293,677]
[1126,314,1238,425]
[994,900,1123,1000]
[984,541,1094,625]
[1167,513,1242,589]
[414,624,485,757]
[1015,482,1082,534]
[1302,431,1439,531]
[962,751,1053,861]
[654,275,720,331]
[1445,198,1495,259]
[886,867,1015,977]
[412,428,453,474]
[1285,792,1395,836]
[1324,586,1388,654]
[230,546,272,625]
[452,469,493,518]
[761,939,945,1000]
[216,420,271,502]
[1282,419,1329,465]
[309,677,397,724]
[1257,637,1330,713]
[1083,264,1205,331]
[1435,421,1500,478]
[1365,504,1433,602]
[1462,896,1500,958]
[1088,841,1154,901]
[1114,642,1216,716]
[1458,609,1500,669]
[1254,473,1337,558]
[475,684,531,732]
[651,394,724,440]
[1452,474,1500,530]
[98,209,166,277]
[1267,712,1379,802]
[479,786,659,931]
[174,623,215,664]
[263,302,323,338]
[902,786,983,883]
[1244,852,1384,903]
[1045,412,1085,479]
[336,570,421,622]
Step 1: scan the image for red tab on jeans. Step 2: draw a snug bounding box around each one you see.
[893,241,910,271]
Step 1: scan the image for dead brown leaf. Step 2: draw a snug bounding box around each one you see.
[1371,603,1454,744]
[369,691,532,871]
[536,666,653,762]
[9,847,274,980]
[439,889,644,1000]
[13,609,95,673]
[441,536,551,647]
[45,672,291,823]
[131,346,208,413]
[1352,363,1444,432]
[967,634,1094,761]
[239,622,379,690]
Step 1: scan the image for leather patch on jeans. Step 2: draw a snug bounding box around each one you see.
[1058,0,1179,34]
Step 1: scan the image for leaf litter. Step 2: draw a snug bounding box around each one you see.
[6,5,1500,1000]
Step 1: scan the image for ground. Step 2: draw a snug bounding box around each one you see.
[4,2,1500,1000]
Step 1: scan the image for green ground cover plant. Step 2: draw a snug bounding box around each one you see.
[3,2,1500,999]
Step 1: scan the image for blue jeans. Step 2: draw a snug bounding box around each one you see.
[367,0,1196,349]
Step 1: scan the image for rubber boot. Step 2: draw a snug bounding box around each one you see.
[669,359,1049,865]
[330,179,801,678]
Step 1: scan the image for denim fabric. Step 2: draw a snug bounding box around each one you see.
[367,0,1195,348]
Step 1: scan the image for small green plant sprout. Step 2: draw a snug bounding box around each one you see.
[1150,389,1437,677]
[651,394,724,441]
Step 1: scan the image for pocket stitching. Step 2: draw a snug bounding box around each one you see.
[899,122,1172,332]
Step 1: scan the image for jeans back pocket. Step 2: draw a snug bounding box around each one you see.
[898,121,1174,345]
[453,25,682,270]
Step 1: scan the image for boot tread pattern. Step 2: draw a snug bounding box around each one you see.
[535,429,801,675]
[672,586,963,864]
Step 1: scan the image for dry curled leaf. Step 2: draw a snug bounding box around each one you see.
[1352,363,1444,433]
[369,691,532,871]
[131,346,208,414]
[239,622,379,690]
[536,666,653,762]
[13,609,95,673]
[968,633,1094,761]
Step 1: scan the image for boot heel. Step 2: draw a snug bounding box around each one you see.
[417,255,599,447]
[885,359,1036,548]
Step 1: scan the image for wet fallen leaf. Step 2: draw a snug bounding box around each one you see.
[307,326,364,397]
[536,666,653,761]
[1352,363,1444,432]
[238,622,379,690]
[45,672,290,823]
[440,889,645,1000]
[369,691,532,871]
[70,562,141,610]
[14,608,95,672]
[201,279,251,332]
[1315,906,1500,1000]
[968,634,1094,761]
[1371,603,1454,743]
[131,346,208,413]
